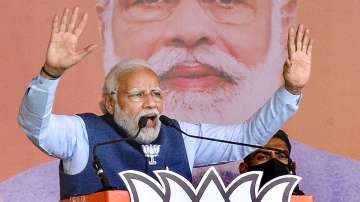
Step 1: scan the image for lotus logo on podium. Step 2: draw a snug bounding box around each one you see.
[119,167,301,202]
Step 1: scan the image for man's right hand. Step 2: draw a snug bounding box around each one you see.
[41,7,96,79]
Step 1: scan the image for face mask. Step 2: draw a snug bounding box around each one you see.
[247,158,291,188]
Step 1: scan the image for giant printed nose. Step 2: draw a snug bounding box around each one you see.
[161,1,218,48]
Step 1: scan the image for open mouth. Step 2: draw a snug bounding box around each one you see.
[160,62,235,91]
[142,114,158,128]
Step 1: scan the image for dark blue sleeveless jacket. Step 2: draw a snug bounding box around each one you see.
[59,113,192,200]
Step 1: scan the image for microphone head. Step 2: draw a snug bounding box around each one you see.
[138,116,148,129]
[159,115,175,127]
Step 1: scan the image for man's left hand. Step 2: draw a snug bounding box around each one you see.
[283,24,314,95]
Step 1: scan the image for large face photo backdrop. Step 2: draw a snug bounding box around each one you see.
[1,0,360,201]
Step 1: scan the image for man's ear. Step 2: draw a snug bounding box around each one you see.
[95,0,106,16]
[104,94,115,115]
[239,162,249,174]
[281,0,298,29]
[96,0,108,41]
[280,0,298,50]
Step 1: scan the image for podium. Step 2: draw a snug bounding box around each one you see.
[62,191,314,202]
[62,190,130,202]
[292,196,314,202]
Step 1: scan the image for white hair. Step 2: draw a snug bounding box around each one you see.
[103,58,153,96]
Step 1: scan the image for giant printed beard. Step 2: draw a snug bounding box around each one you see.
[147,41,283,124]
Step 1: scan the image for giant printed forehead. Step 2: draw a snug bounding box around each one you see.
[116,67,161,93]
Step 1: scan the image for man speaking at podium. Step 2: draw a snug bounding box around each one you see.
[17,7,312,199]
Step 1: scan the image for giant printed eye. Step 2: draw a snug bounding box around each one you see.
[130,0,172,8]
[215,0,237,9]
[118,0,177,22]
[199,0,255,25]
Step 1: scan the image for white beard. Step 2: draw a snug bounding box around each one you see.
[113,104,161,144]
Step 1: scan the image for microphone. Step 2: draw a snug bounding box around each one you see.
[159,115,284,152]
[159,115,294,170]
[92,116,148,190]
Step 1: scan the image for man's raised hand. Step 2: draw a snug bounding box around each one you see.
[283,24,314,95]
[41,7,96,79]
